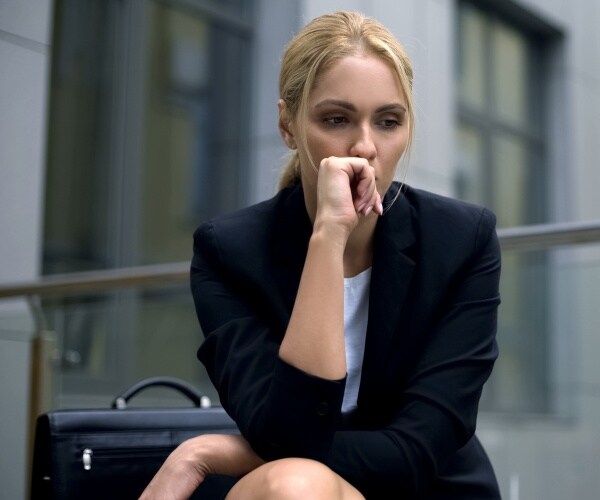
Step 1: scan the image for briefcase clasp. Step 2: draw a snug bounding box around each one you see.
[82,448,93,471]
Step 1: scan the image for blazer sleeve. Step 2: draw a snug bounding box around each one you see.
[326,208,501,497]
[190,222,346,462]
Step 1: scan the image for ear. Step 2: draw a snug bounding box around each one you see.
[278,99,297,150]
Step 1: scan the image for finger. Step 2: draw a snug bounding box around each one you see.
[372,190,383,216]
[359,181,383,217]
[351,164,376,211]
[357,179,380,216]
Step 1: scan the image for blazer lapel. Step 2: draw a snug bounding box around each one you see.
[358,188,417,407]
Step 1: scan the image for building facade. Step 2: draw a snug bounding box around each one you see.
[1,0,599,498]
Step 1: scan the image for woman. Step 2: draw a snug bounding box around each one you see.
[142,11,501,499]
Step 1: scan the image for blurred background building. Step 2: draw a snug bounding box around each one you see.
[1,0,599,498]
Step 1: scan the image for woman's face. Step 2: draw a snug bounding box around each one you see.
[287,53,409,211]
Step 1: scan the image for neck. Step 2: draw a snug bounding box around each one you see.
[343,215,377,277]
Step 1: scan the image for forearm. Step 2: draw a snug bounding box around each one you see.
[279,226,347,380]
[189,434,265,477]
[140,434,264,500]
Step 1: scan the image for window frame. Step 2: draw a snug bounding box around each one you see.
[455,0,567,417]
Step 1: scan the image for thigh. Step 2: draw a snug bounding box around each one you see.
[225,457,364,500]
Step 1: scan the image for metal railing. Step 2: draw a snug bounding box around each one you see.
[496,220,600,251]
[2,219,600,498]
[0,261,189,299]
[1,220,600,299]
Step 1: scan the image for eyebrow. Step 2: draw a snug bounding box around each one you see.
[313,99,407,114]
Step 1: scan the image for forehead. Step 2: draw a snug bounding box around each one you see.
[309,54,405,107]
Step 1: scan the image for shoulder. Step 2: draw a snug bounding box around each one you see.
[196,189,286,236]
[403,185,495,228]
[402,184,497,250]
[193,184,308,264]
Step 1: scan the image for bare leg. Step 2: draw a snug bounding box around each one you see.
[225,457,364,500]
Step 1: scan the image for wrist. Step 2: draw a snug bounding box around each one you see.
[311,218,350,249]
[186,434,263,478]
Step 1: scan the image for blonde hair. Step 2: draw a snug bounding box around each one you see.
[278,11,415,190]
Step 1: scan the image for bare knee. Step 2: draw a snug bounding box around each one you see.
[226,457,364,500]
[264,458,342,499]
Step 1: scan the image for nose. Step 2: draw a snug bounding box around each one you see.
[349,124,376,160]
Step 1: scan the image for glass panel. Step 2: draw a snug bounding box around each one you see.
[479,242,600,499]
[455,124,486,205]
[457,4,487,110]
[491,21,529,128]
[492,133,528,227]
[39,283,218,409]
[5,235,600,500]
[480,250,548,413]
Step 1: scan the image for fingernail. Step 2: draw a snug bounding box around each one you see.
[364,205,373,216]
[379,203,384,215]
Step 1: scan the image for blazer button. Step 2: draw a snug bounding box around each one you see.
[316,402,329,416]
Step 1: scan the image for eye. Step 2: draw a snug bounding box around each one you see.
[377,117,401,129]
[323,116,349,127]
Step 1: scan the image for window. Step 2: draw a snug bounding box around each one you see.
[42,0,255,404]
[455,1,561,413]
[44,0,254,273]
[456,1,546,228]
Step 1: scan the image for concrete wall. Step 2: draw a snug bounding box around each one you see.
[0,1,50,284]
[0,1,53,498]
[248,0,300,203]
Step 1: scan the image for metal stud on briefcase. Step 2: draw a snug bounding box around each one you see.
[30,376,239,499]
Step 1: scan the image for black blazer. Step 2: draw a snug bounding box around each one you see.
[191,182,501,499]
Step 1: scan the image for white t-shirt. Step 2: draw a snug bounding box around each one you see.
[342,267,371,413]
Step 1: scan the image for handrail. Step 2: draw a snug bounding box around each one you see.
[497,220,600,251]
[0,262,189,298]
[1,220,600,299]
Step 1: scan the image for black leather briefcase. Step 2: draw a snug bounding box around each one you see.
[30,377,239,500]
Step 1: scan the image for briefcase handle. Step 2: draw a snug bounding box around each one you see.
[111,376,212,409]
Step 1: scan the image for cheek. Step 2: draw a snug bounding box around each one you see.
[382,139,407,165]
[378,139,407,184]
[306,129,347,159]
[388,135,409,163]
